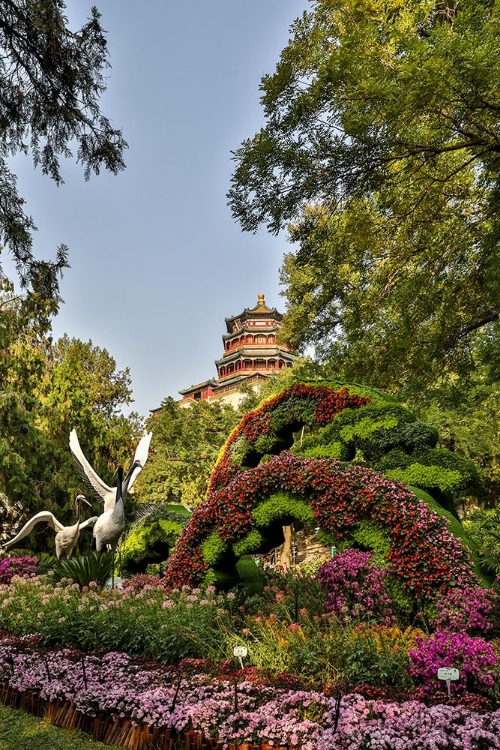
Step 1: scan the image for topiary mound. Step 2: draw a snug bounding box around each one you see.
[208,381,477,515]
[120,505,190,575]
[164,381,481,602]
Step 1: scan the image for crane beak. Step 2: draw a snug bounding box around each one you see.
[82,498,92,508]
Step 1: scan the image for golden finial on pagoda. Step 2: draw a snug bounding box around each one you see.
[257,293,265,307]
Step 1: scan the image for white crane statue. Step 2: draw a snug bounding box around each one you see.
[1,495,97,559]
[92,465,128,553]
[69,429,152,512]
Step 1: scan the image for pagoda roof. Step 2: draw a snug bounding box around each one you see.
[215,348,296,366]
[221,323,281,340]
[179,378,216,396]
[224,293,282,333]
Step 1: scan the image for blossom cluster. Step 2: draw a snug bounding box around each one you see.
[316,550,395,625]
[432,585,497,636]
[318,693,500,750]
[0,555,37,584]
[409,630,499,693]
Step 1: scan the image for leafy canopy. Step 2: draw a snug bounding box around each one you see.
[0,0,126,296]
[0,284,140,540]
[138,397,243,507]
[229,0,500,390]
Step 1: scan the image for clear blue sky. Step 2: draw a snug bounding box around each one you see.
[6,1,310,418]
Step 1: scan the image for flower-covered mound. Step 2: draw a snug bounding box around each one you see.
[165,453,478,596]
[165,380,480,593]
[208,381,477,507]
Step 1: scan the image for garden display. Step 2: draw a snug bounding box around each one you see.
[0,381,498,749]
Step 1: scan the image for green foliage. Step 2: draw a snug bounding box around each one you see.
[341,628,413,689]
[139,397,241,506]
[386,465,465,495]
[235,555,265,594]
[417,380,500,508]
[252,492,314,528]
[299,403,415,457]
[358,423,439,463]
[120,506,189,574]
[352,520,391,568]
[0,288,140,539]
[233,529,263,557]
[202,531,228,566]
[229,0,500,394]
[51,552,114,588]
[378,448,479,497]
[464,508,500,576]
[384,576,415,621]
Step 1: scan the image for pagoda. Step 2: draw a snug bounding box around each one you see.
[178,294,296,407]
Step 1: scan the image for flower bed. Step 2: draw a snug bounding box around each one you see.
[1,635,500,750]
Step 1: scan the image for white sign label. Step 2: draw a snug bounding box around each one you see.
[233,646,248,658]
[437,667,460,681]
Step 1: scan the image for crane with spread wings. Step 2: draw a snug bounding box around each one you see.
[2,495,97,559]
[69,429,152,512]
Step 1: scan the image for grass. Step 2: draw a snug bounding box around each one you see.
[0,704,118,750]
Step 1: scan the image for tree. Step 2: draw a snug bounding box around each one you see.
[0,298,141,550]
[0,0,126,295]
[228,0,500,391]
[137,398,241,507]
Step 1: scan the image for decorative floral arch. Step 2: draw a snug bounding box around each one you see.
[165,453,476,597]
[164,382,478,598]
[208,383,371,494]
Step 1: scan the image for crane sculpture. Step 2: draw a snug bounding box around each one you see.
[92,465,128,552]
[69,429,152,511]
[1,495,97,559]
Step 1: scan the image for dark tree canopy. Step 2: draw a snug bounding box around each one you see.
[0,0,126,296]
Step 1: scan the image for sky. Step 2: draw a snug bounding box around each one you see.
[4,0,310,419]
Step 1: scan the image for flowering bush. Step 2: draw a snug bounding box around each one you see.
[316,549,395,625]
[319,694,500,750]
[409,630,499,694]
[432,585,498,636]
[0,554,37,584]
[0,575,234,664]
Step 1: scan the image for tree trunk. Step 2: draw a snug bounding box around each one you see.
[280,525,292,570]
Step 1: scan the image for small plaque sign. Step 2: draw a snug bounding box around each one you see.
[233,646,248,658]
[437,667,459,681]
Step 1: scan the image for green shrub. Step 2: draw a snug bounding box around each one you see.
[341,626,414,689]
[351,520,391,567]
[233,529,263,556]
[376,448,478,491]
[51,552,114,588]
[202,530,228,565]
[357,422,439,462]
[252,492,314,527]
[235,555,265,594]
[120,505,189,574]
